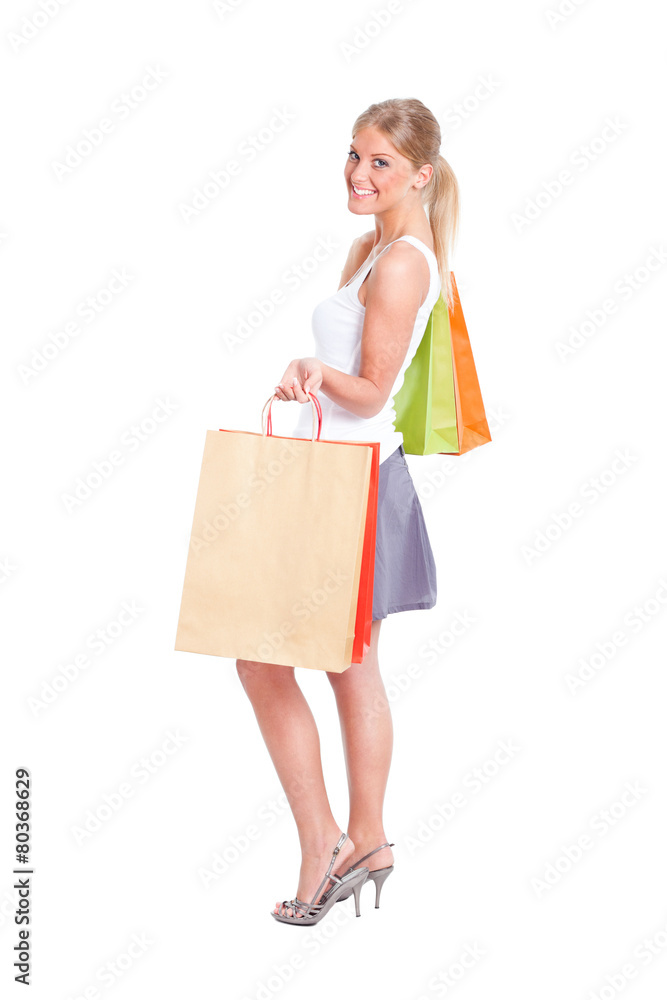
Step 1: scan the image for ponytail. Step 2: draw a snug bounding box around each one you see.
[423,154,460,312]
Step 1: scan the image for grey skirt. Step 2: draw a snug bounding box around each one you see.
[372,444,437,621]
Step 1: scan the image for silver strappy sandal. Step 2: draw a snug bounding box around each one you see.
[334,842,395,908]
[272,832,369,925]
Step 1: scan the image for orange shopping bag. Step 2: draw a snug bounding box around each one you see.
[393,273,492,455]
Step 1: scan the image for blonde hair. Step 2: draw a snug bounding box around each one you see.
[351,98,460,311]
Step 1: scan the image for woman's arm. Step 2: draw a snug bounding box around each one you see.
[302,243,428,418]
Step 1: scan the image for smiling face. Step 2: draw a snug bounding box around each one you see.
[344,125,432,214]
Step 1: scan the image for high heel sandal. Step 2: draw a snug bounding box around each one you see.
[334,842,395,908]
[271,832,369,925]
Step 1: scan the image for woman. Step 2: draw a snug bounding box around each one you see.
[236,98,459,924]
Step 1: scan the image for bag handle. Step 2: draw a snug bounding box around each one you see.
[261,391,323,443]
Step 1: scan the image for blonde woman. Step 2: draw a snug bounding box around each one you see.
[236,98,459,924]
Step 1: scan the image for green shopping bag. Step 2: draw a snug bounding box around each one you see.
[393,275,491,456]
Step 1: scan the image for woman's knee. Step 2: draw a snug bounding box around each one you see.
[236,658,294,691]
[327,624,382,691]
[327,658,377,695]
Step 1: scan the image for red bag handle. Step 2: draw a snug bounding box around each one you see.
[261,391,322,442]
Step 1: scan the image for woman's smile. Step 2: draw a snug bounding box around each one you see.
[351,182,378,198]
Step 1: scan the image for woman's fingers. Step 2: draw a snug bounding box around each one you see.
[274,378,310,401]
[291,377,310,401]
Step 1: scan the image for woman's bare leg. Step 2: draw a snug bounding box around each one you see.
[326,619,395,875]
[235,658,356,917]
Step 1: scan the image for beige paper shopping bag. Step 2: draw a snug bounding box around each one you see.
[174,394,373,672]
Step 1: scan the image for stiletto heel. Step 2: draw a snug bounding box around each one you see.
[351,877,364,917]
[334,841,395,906]
[368,866,393,908]
[272,832,369,925]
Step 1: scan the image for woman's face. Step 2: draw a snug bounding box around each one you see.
[344,126,431,214]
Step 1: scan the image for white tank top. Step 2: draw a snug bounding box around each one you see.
[291,235,442,465]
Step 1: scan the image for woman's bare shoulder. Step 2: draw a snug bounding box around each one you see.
[361,237,432,309]
[338,231,375,289]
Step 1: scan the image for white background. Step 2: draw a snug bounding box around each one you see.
[2,0,666,998]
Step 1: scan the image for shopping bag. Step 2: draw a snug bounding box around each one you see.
[263,395,379,665]
[174,393,379,672]
[393,273,492,455]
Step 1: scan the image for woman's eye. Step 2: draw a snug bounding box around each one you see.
[347,151,388,168]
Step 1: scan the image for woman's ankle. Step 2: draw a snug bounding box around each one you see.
[299,825,349,858]
[349,826,389,850]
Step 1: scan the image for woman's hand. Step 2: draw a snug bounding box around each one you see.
[273,357,323,402]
